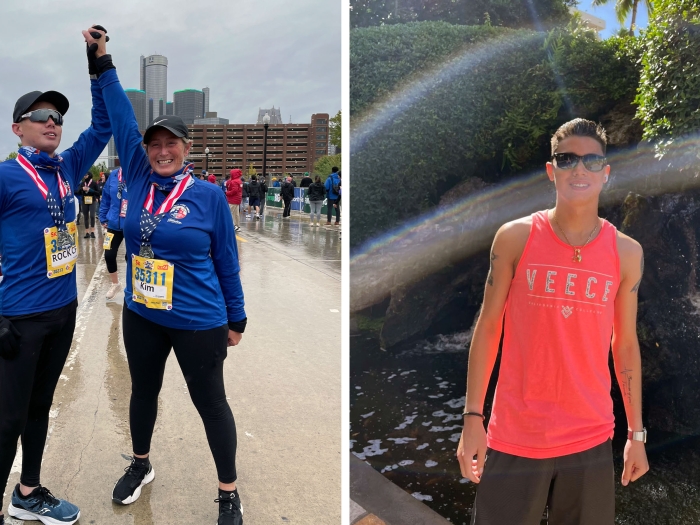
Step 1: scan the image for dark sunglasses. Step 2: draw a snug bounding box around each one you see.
[19,109,63,126]
[552,152,607,172]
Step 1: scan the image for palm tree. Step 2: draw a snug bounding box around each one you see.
[591,0,654,34]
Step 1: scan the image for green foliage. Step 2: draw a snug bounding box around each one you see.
[330,111,342,150]
[246,163,258,177]
[88,162,108,179]
[4,151,18,161]
[350,0,574,29]
[591,0,654,32]
[350,22,504,116]
[635,0,700,148]
[350,21,640,246]
[314,153,342,177]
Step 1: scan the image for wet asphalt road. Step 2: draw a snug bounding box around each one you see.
[4,211,341,524]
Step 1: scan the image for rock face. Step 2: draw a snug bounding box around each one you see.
[377,188,700,434]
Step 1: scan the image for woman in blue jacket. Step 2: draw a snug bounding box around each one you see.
[85,28,246,525]
[99,167,128,299]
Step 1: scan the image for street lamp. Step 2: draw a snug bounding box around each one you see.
[205,147,210,173]
[262,113,270,185]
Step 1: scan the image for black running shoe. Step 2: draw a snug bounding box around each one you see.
[215,489,243,525]
[112,458,155,505]
[90,232,95,238]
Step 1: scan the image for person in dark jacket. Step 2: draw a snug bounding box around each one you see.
[247,175,262,220]
[77,172,99,238]
[306,175,325,227]
[258,176,268,217]
[241,177,249,218]
[300,172,312,188]
[99,167,128,299]
[281,176,294,219]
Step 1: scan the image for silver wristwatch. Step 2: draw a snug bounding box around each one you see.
[627,428,647,443]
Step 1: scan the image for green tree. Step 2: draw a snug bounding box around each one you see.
[329,111,342,151]
[4,143,22,161]
[89,161,108,179]
[350,0,574,29]
[591,0,655,34]
[246,163,258,178]
[313,153,341,177]
[635,0,700,147]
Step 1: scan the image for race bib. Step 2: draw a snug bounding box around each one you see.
[103,232,114,250]
[119,199,128,218]
[131,255,174,310]
[44,222,78,279]
[84,196,93,205]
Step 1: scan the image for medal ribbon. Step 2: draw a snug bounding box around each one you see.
[16,154,69,231]
[139,174,192,249]
[116,168,125,199]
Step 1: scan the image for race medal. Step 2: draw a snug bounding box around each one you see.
[58,229,75,249]
[139,244,155,259]
[131,254,174,310]
[44,222,79,279]
[119,199,128,218]
[84,196,93,205]
[103,232,114,250]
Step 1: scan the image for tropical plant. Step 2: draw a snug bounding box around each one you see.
[591,0,655,34]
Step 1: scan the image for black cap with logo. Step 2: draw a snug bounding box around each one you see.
[143,115,189,144]
[13,91,69,123]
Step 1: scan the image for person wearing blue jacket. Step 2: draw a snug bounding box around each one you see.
[324,166,341,227]
[99,167,128,299]
[0,28,112,525]
[85,28,246,525]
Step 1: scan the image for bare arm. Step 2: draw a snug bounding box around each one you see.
[611,232,649,485]
[456,219,529,482]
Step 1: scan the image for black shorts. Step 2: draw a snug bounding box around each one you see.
[248,197,260,208]
[471,439,614,525]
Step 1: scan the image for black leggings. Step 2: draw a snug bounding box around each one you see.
[0,301,77,507]
[122,305,237,483]
[104,229,125,273]
[327,198,340,223]
[81,201,95,227]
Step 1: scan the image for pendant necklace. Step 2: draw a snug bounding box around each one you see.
[552,212,599,263]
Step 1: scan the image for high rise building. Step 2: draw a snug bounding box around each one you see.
[195,112,229,125]
[203,87,210,115]
[173,89,205,125]
[125,89,147,131]
[257,107,283,125]
[166,102,174,116]
[140,54,168,120]
[185,112,330,176]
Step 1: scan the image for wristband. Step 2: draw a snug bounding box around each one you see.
[462,411,485,421]
[95,54,116,77]
[228,318,247,334]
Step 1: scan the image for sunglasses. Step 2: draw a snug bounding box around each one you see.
[552,152,607,172]
[19,109,63,126]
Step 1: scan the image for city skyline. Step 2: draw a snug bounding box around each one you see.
[0,0,341,161]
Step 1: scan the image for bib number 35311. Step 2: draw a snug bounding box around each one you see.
[131,255,174,310]
[44,222,78,279]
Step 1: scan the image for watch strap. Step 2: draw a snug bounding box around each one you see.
[627,428,647,443]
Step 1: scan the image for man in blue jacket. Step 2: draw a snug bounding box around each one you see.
[324,166,341,227]
[0,30,112,525]
[99,166,128,299]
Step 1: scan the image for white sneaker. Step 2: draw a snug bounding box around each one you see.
[106,282,121,300]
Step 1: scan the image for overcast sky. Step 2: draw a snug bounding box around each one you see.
[0,0,341,163]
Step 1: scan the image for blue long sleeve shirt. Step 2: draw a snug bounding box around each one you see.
[98,69,245,330]
[0,79,112,316]
[99,167,128,230]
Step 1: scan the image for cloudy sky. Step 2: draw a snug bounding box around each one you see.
[0,0,341,163]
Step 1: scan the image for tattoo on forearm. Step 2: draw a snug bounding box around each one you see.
[631,252,644,293]
[487,252,498,287]
[621,366,633,406]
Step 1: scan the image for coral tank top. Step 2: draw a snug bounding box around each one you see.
[486,210,620,458]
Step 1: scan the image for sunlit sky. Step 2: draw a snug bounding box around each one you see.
[576,1,650,38]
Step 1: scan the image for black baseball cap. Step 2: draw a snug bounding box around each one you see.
[13,91,69,123]
[143,115,189,144]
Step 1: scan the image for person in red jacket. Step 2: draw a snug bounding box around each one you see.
[226,169,243,232]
